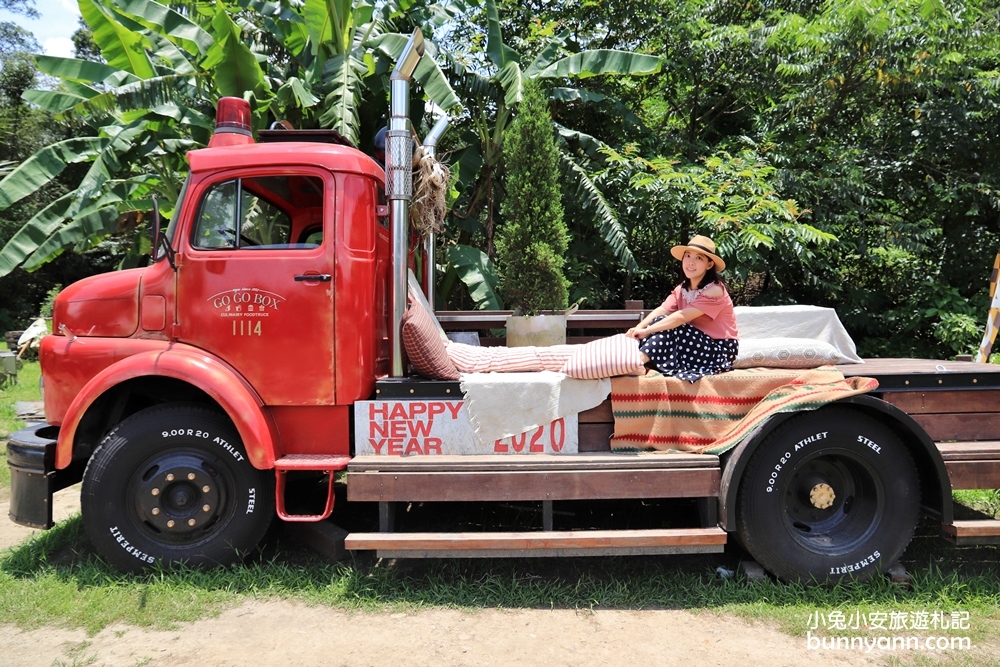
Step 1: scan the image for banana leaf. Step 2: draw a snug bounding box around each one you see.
[107,0,214,56]
[449,244,503,310]
[0,137,106,210]
[34,55,122,83]
[78,0,155,78]
[484,0,518,69]
[536,50,662,79]
[203,7,269,100]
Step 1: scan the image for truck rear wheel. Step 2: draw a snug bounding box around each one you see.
[81,404,274,572]
[736,406,919,583]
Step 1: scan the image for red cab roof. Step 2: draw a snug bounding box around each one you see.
[187,142,384,181]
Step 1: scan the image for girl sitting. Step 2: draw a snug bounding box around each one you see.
[625,235,739,382]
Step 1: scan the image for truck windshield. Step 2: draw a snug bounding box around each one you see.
[154,176,189,262]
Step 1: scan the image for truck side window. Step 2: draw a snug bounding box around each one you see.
[192,175,322,250]
[193,179,239,248]
[240,185,291,246]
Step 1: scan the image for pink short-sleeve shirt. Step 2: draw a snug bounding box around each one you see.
[661,283,739,340]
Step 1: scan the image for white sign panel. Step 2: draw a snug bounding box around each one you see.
[354,400,578,456]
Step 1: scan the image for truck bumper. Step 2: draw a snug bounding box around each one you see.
[7,423,82,529]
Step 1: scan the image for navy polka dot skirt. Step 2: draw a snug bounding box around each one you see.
[639,317,739,382]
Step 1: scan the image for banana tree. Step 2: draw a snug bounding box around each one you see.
[433,0,657,308]
[241,0,462,145]
[0,0,461,278]
[0,0,235,277]
[446,0,656,269]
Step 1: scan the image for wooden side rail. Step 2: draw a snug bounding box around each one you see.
[879,390,1000,442]
[936,441,1000,490]
[348,452,715,471]
[347,469,720,502]
[347,453,721,503]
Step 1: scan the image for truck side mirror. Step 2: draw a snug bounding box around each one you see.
[151,194,176,271]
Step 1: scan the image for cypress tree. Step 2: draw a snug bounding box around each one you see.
[496,80,569,315]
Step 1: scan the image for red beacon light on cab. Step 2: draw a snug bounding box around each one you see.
[208,97,255,148]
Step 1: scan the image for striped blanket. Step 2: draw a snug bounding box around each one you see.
[610,366,877,454]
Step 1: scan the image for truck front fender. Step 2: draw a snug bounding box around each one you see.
[718,394,952,531]
[56,345,279,470]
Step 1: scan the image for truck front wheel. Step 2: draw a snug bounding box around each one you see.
[736,406,920,583]
[81,404,274,572]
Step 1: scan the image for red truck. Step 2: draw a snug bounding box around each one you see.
[8,31,1000,582]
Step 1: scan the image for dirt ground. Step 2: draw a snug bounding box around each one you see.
[0,489,977,667]
[0,600,887,667]
[0,395,875,666]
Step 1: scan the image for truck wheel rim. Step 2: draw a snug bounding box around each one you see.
[130,449,232,544]
[779,449,883,555]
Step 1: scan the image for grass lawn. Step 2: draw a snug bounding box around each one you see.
[0,360,41,495]
[0,361,997,666]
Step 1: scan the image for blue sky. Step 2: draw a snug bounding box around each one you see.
[1,0,81,58]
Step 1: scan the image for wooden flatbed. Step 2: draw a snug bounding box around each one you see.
[348,357,1000,556]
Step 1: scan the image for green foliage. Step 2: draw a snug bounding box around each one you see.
[445,244,503,310]
[441,0,656,276]
[38,284,60,319]
[71,17,102,62]
[1,0,997,360]
[598,144,832,305]
[496,80,568,314]
[913,280,983,357]
[0,23,95,332]
[0,359,40,439]
[746,0,1000,356]
[0,0,38,19]
[0,0,464,281]
[955,489,1000,518]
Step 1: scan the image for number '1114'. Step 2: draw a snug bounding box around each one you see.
[233,320,262,336]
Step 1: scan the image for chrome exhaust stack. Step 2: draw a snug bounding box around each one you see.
[387,28,425,377]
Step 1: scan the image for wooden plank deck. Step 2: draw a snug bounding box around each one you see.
[839,358,1000,376]
[353,355,1000,548]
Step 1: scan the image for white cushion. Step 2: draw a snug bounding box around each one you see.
[734,337,844,369]
[734,305,862,363]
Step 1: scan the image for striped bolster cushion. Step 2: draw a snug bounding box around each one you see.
[447,343,543,373]
[535,345,577,371]
[401,300,460,380]
[561,334,645,379]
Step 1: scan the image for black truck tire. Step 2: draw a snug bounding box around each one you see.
[81,404,274,572]
[735,406,920,583]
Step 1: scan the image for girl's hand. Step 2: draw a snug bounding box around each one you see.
[626,327,646,340]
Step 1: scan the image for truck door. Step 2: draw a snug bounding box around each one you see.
[177,170,336,405]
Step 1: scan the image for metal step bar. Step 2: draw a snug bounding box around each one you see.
[942,520,1000,545]
[274,454,350,522]
[344,527,727,558]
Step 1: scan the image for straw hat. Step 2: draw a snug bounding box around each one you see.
[670,235,726,272]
